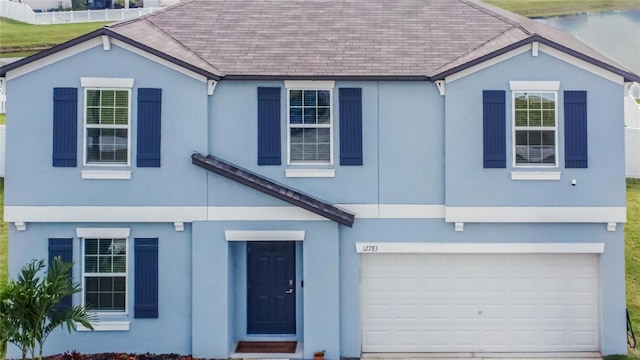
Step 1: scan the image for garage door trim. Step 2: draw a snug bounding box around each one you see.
[355,242,604,254]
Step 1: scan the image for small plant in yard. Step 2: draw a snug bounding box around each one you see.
[313,350,325,360]
[0,257,95,360]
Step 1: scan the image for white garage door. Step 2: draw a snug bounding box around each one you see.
[361,253,599,353]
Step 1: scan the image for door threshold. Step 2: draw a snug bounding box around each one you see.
[230,342,304,359]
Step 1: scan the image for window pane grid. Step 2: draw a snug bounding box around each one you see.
[85,89,129,165]
[84,238,126,312]
[513,91,557,166]
[289,89,332,164]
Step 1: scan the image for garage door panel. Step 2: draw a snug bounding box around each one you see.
[361,253,599,353]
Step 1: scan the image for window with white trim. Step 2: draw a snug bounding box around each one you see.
[84,88,130,165]
[513,91,557,166]
[286,81,334,164]
[83,238,127,313]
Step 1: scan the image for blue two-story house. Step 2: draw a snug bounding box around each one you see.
[2,0,638,358]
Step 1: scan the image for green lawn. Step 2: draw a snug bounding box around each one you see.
[484,0,640,17]
[0,17,109,53]
[626,182,640,356]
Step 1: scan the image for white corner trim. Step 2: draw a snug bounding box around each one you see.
[76,321,130,332]
[511,171,561,181]
[607,222,617,232]
[445,207,626,223]
[285,168,336,178]
[174,222,184,232]
[76,227,130,238]
[531,41,539,57]
[225,230,305,241]
[455,222,464,232]
[284,80,335,89]
[207,79,218,95]
[81,170,132,180]
[434,80,445,96]
[445,46,529,84]
[80,77,134,88]
[355,242,605,254]
[14,222,26,231]
[539,43,624,85]
[509,81,560,91]
[111,39,207,83]
[6,37,102,81]
[102,35,111,51]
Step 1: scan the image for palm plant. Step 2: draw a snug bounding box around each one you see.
[0,258,95,360]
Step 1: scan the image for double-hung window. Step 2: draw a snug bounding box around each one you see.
[83,238,127,313]
[511,82,559,167]
[81,78,134,167]
[287,81,334,164]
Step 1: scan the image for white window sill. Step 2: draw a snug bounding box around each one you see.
[82,170,131,180]
[511,171,561,181]
[76,321,130,332]
[285,168,335,178]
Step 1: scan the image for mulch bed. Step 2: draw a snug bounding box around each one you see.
[41,352,203,360]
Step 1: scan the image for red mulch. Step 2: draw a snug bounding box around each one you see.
[41,352,203,360]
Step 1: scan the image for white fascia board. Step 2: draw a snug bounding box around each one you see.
[284,80,335,89]
[225,230,305,241]
[4,206,207,223]
[509,81,560,91]
[445,207,626,223]
[337,204,379,218]
[539,43,624,85]
[80,77,134,88]
[445,45,530,84]
[355,242,605,254]
[6,37,102,81]
[378,204,446,218]
[111,39,207,83]
[76,227,130,238]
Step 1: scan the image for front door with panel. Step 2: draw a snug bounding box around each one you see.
[247,241,296,334]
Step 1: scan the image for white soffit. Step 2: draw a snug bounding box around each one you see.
[225,230,305,241]
[539,43,624,84]
[355,242,605,254]
[445,45,529,84]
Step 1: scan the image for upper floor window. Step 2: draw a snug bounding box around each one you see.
[81,77,134,167]
[83,237,127,313]
[286,81,334,165]
[511,82,559,167]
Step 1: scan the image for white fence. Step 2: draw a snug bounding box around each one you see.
[0,125,5,177]
[0,0,162,24]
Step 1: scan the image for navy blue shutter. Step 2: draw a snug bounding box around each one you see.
[49,238,73,312]
[135,238,158,318]
[52,88,78,167]
[257,87,281,165]
[483,90,506,168]
[564,91,588,168]
[339,88,363,166]
[137,88,162,167]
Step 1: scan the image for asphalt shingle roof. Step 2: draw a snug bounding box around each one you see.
[105,0,638,81]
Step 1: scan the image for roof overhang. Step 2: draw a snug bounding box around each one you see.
[0,28,221,81]
[191,153,355,227]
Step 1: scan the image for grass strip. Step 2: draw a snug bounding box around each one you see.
[484,0,640,17]
[0,17,110,52]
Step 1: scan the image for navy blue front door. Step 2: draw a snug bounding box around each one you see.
[247,241,296,334]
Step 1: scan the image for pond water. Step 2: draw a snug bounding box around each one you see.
[535,9,640,75]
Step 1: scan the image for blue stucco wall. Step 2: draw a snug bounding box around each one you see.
[4,44,208,207]
[445,51,626,207]
[6,222,193,358]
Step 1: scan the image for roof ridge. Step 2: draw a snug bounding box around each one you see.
[457,0,533,35]
[141,16,225,76]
